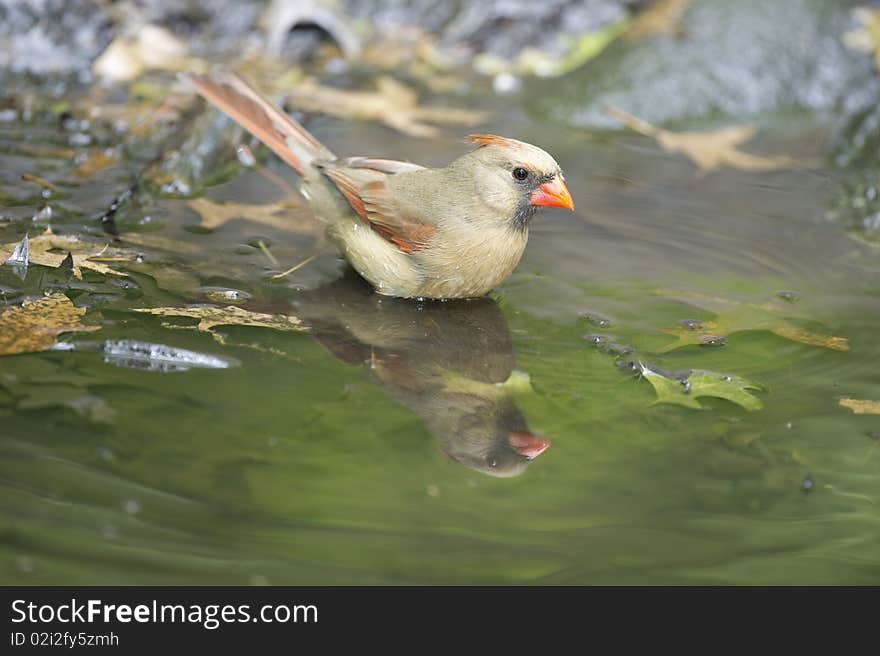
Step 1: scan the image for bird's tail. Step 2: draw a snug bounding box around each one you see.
[189,72,334,177]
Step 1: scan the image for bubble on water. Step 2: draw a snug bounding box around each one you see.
[97,446,115,462]
[236,145,256,167]
[32,205,53,222]
[699,335,727,347]
[426,484,440,497]
[785,421,794,429]
[678,319,704,330]
[204,288,251,303]
[602,342,634,356]
[580,311,612,327]
[801,475,814,492]
[122,499,141,515]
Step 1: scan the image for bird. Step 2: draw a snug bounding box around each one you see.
[293,271,551,477]
[190,73,575,299]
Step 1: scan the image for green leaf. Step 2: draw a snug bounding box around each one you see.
[639,363,763,411]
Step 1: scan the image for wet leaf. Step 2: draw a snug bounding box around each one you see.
[626,0,692,42]
[639,363,763,411]
[286,76,489,138]
[0,294,99,356]
[187,198,319,237]
[0,228,132,280]
[843,8,880,71]
[659,293,849,352]
[605,106,799,173]
[133,305,306,336]
[839,398,880,415]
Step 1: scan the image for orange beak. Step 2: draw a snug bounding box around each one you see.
[508,432,551,460]
[530,176,574,210]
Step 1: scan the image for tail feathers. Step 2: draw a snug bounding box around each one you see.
[189,72,334,177]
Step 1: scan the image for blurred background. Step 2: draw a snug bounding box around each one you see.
[1,1,879,585]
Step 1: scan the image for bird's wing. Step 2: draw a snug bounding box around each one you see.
[318,159,436,254]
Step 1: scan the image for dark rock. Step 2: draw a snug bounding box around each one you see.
[529,0,880,128]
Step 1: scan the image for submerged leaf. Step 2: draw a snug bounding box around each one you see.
[639,363,763,411]
[839,398,880,415]
[659,292,849,352]
[0,294,99,356]
[133,305,306,335]
[605,106,799,173]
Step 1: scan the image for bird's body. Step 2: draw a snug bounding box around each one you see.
[191,73,574,299]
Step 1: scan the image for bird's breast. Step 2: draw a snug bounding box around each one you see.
[415,225,529,298]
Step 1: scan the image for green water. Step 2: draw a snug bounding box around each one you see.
[1,97,879,584]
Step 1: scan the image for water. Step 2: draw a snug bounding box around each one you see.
[1,91,879,584]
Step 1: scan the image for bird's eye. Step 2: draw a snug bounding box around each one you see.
[512,167,528,181]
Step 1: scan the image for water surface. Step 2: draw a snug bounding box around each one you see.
[1,95,879,584]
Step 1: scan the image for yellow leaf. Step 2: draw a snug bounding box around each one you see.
[133,305,306,334]
[186,198,319,237]
[0,294,99,356]
[0,229,131,279]
[839,398,880,415]
[605,106,799,174]
[658,292,849,352]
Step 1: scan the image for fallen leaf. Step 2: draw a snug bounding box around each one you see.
[840,398,880,415]
[659,293,849,352]
[626,0,692,41]
[605,105,798,173]
[133,305,306,337]
[286,76,489,138]
[843,7,880,71]
[186,198,318,237]
[0,294,99,356]
[0,229,131,279]
[639,362,763,411]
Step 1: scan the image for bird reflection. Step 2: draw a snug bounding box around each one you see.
[293,271,550,477]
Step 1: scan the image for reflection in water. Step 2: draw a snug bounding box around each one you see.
[293,272,550,477]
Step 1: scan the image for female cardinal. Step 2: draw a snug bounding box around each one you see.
[191,73,575,299]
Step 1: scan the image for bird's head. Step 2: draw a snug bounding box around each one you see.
[458,133,574,231]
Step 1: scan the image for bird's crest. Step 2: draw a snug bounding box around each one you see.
[466,133,522,150]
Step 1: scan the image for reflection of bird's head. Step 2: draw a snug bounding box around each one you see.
[432,394,550,478]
